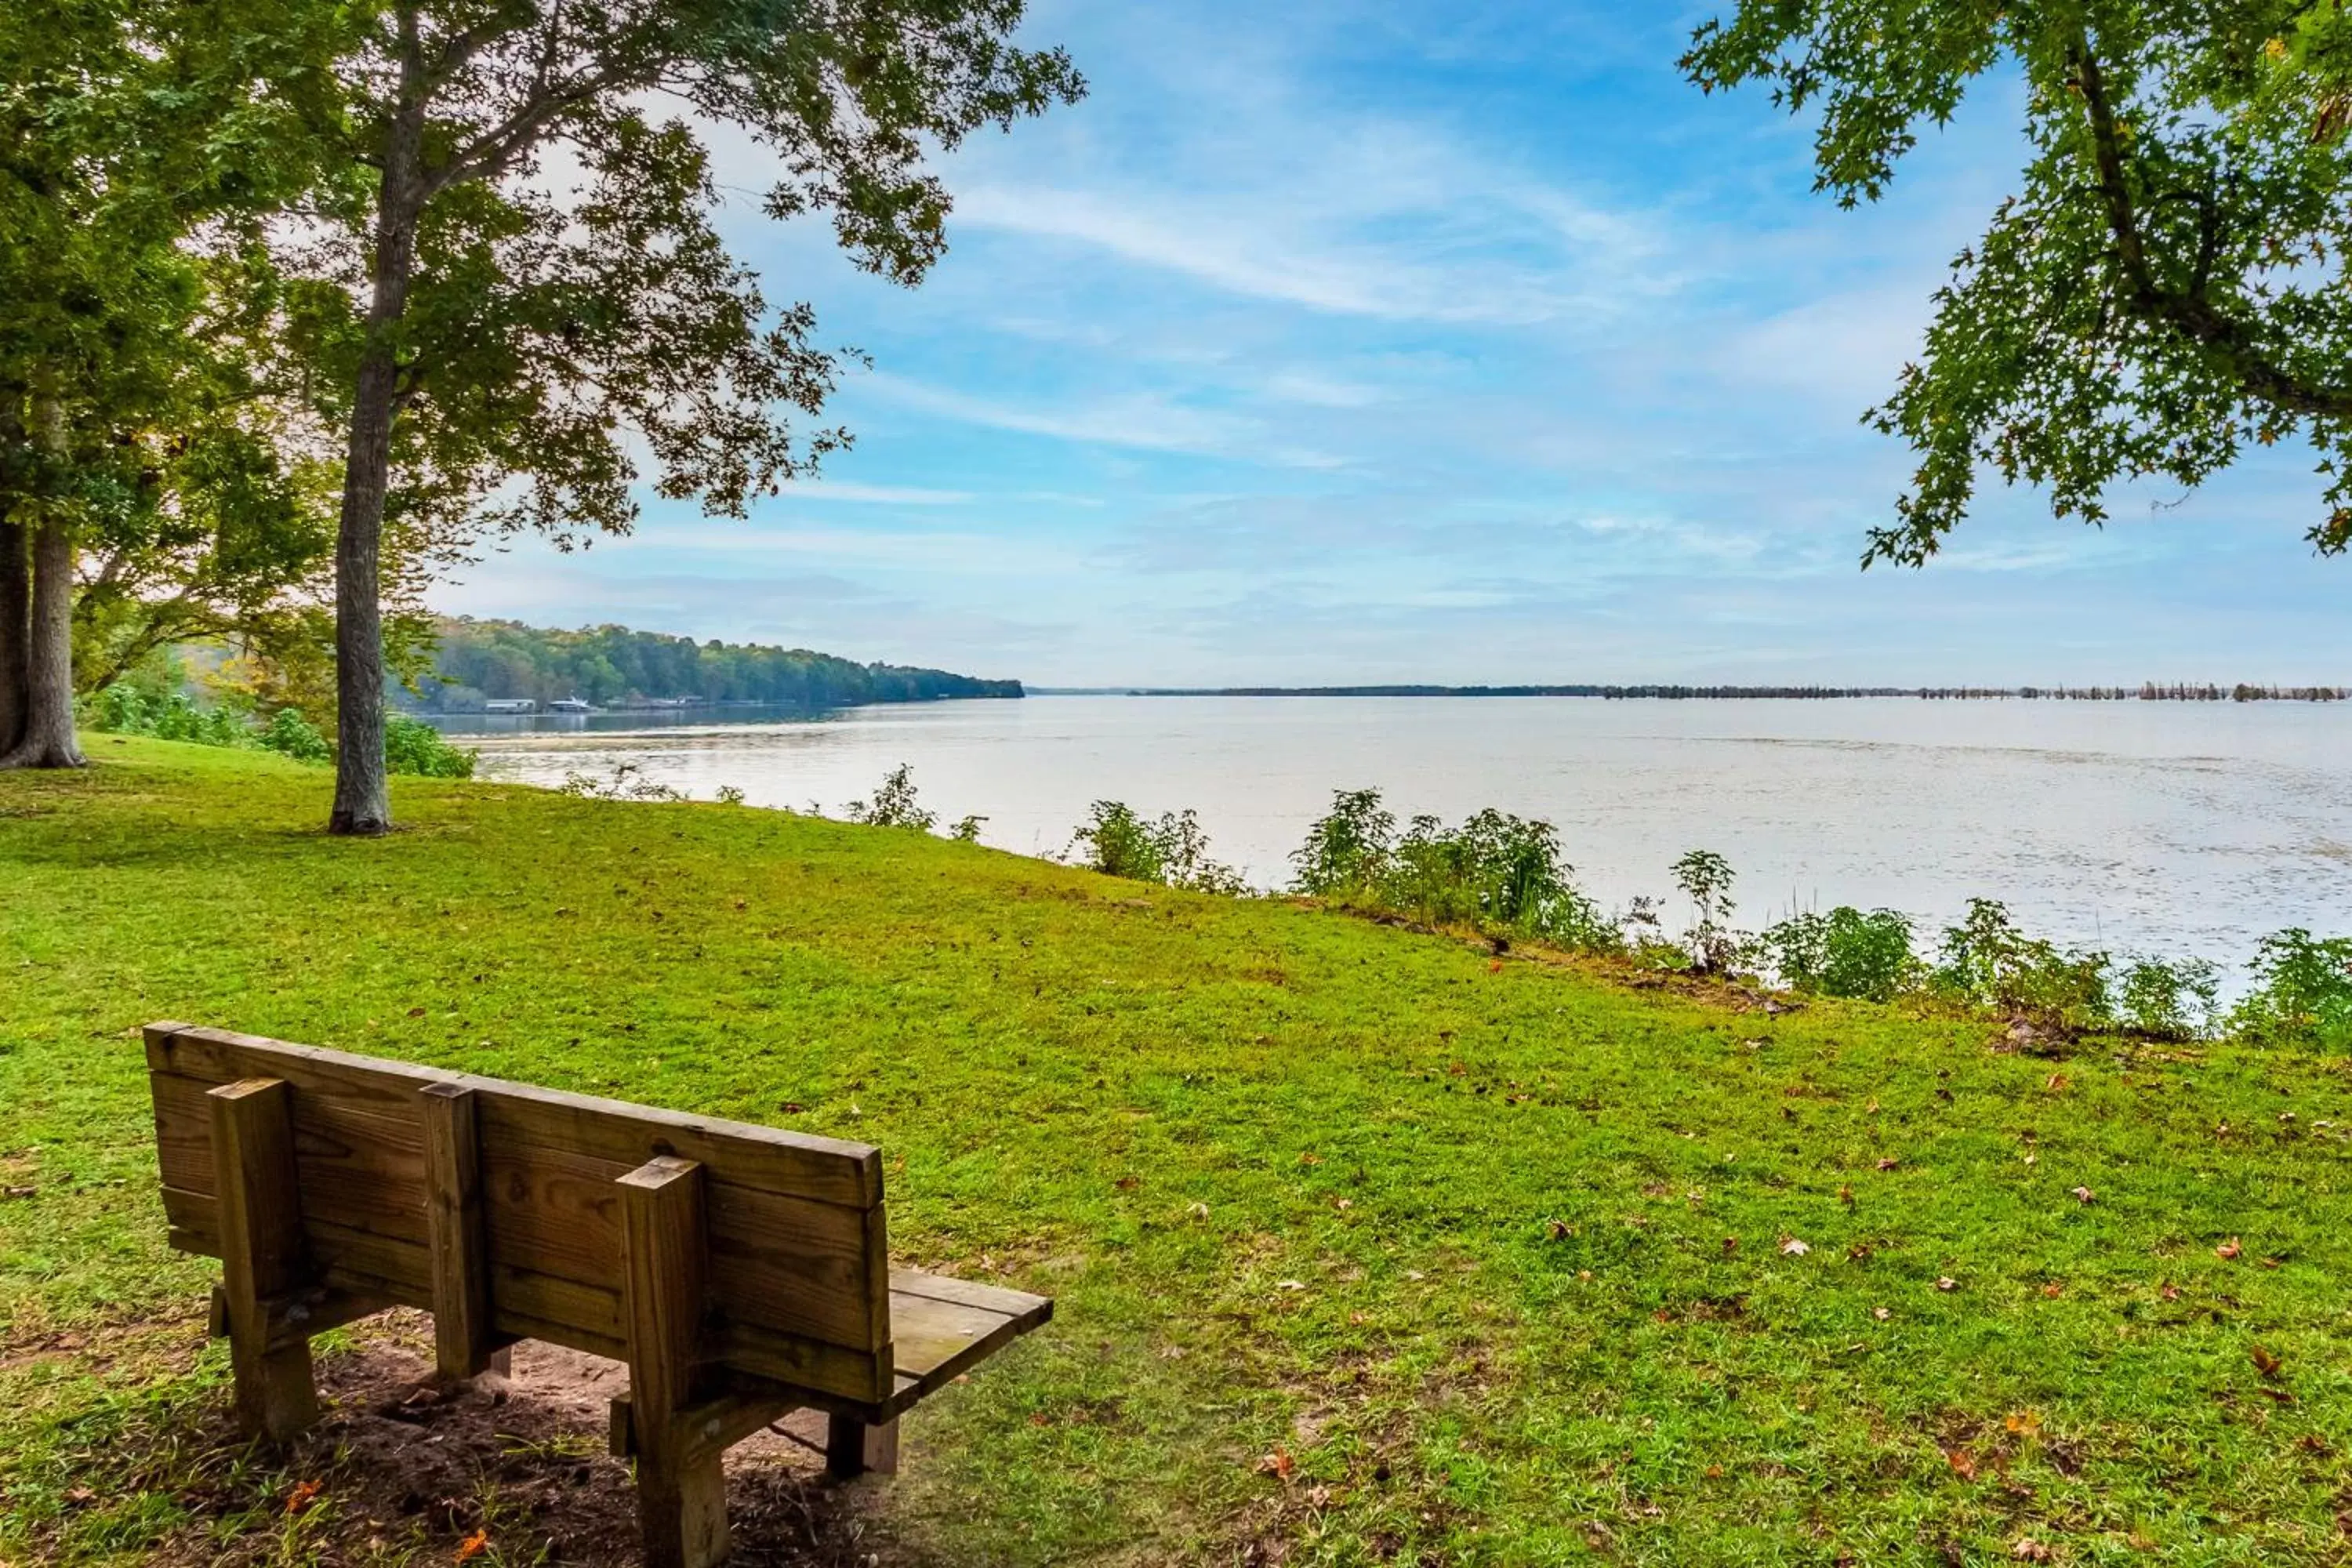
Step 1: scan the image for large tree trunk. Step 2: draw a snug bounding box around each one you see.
[328,97,426,836]
[0,519,86,769]
[0,520,27,757]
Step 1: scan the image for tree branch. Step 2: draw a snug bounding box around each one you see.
[2073,35,2352,420]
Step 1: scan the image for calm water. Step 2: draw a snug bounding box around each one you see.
[460,696,2352,977]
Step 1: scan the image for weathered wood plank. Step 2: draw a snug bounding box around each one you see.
[705,1181,890,1351]
[888,1286,1054,1392]
[421,1083,493,1381]
[151,1025,882,1207]
[887,1269,1051,1319]
[620,1156,727,1568]
[210,1078,319,1440]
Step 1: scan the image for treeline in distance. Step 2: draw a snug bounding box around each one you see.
[413,619,1022,710]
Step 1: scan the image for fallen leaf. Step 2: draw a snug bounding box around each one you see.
[285,1479,323,1516]
[2042,1282,2064,1298]
[1547,1219,1570,1240]
[780,1101,804,1114]
[1839,1184,1855,1207]
[2216,1238,2242,1260]
[1114,1176,1139,1191]
[1333,1197,1354,1211]
[1406,1269,1427,1281]
[406,1006,426,1018]
[1722,1236,1738,1256]
[1872,1306,1891,1320]
[1876,1157,1900,1172]
[2003,1410,2042,1436]
[2261,1256,2284,1269]
[2011,1538,2052,1563]
[1780,1236,1810,1256]
[2159,1282,2180,1301]
[1276,1279,1307,1292]
[0,1185,33,1200]
[2045,1073,2068,1092]
[2251,1344,2284,1378]
[1935,1276,1958,1292]
[1487,959,1503,974]
[1298,1152,1323,1166]
[1260,1447,1297,1482]
[456,1529,491,1563]
[1186,1201,1210,1219]
[2071,1186,2095,1205]
[1944,1447,1977,1479]
[62,1486,96,1508]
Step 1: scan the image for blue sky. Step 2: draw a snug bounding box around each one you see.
[437,1,2351,686]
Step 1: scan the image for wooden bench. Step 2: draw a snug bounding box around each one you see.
[142,1022,1051,1568]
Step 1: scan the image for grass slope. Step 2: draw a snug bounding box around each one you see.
[3,739,2350,1566]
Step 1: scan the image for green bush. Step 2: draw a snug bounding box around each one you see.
[1755,906,1922,1001]
[1933,898,2111,1030]
[1290,790,1616,951]
[1290,788,1396,897]
[257,708,332,764]
[1070,801,1246,894]
[2230,929,2352,1050]
[383,713,477,779]
[2116,956,2221,1040]
[843,764,935,829]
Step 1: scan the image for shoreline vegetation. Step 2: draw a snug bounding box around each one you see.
[1037,683,2352,701]
[7,740,2352,1566]
[728,764,2351,1054]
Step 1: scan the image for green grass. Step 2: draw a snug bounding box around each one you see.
[4,738,2350,1566]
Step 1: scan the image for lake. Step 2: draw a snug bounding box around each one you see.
[456,695,2352,979]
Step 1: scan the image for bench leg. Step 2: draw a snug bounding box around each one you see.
[209,1078,319,1442]
[638,1448,729,1568]
[621,1156,728,1568]
[825,1414,898,1479]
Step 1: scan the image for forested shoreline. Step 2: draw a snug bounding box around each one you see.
[409,618,1023,710]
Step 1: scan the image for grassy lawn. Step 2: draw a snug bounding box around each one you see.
[3,738,2350,1566]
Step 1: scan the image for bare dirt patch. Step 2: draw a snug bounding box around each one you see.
[136,1310,900,1566]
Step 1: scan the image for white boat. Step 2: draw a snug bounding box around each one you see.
[546,696,593,714]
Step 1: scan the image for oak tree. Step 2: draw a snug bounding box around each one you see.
[302,0,1080,834]
[1686,3,2352,565]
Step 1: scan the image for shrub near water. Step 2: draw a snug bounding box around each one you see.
[1069,801,1247,894]
[2230,930,2352,1050]
[92,685,474,779]
[1754,906,1922,1002]
[1290,789,1618,951]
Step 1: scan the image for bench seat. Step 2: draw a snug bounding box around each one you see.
[884,1271,1053,1414]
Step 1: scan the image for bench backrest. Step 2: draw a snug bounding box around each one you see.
[145,1024,895,1403]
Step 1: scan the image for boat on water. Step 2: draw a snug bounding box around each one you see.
[546,696,593,714]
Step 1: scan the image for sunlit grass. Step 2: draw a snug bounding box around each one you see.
[4,738,2349,1564]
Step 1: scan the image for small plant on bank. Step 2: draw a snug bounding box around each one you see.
[1290,788,1396,897]
[844,764,936,830]
[1069,801,1247,893]
[1754,906,1922,1001]
[1670,849,1742,973]
[1933,898,2111,1032]
[558,763,686,801]
[950,814,987,842]
[257,708,333,764]
[1290,790,1617,951]
[383,713,479,779]
[2230,929,2352,1051]
[2117,956,2222,1040]
[714,785,747,805]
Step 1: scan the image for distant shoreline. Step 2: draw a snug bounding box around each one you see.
[1028,684,2350,702]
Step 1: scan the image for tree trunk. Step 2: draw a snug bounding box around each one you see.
[328,96,426,836]
[0,520,27,757]
[0,519,86,769]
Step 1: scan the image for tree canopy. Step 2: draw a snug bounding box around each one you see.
[1685,2,2352,565]
[293,0,1081,833]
